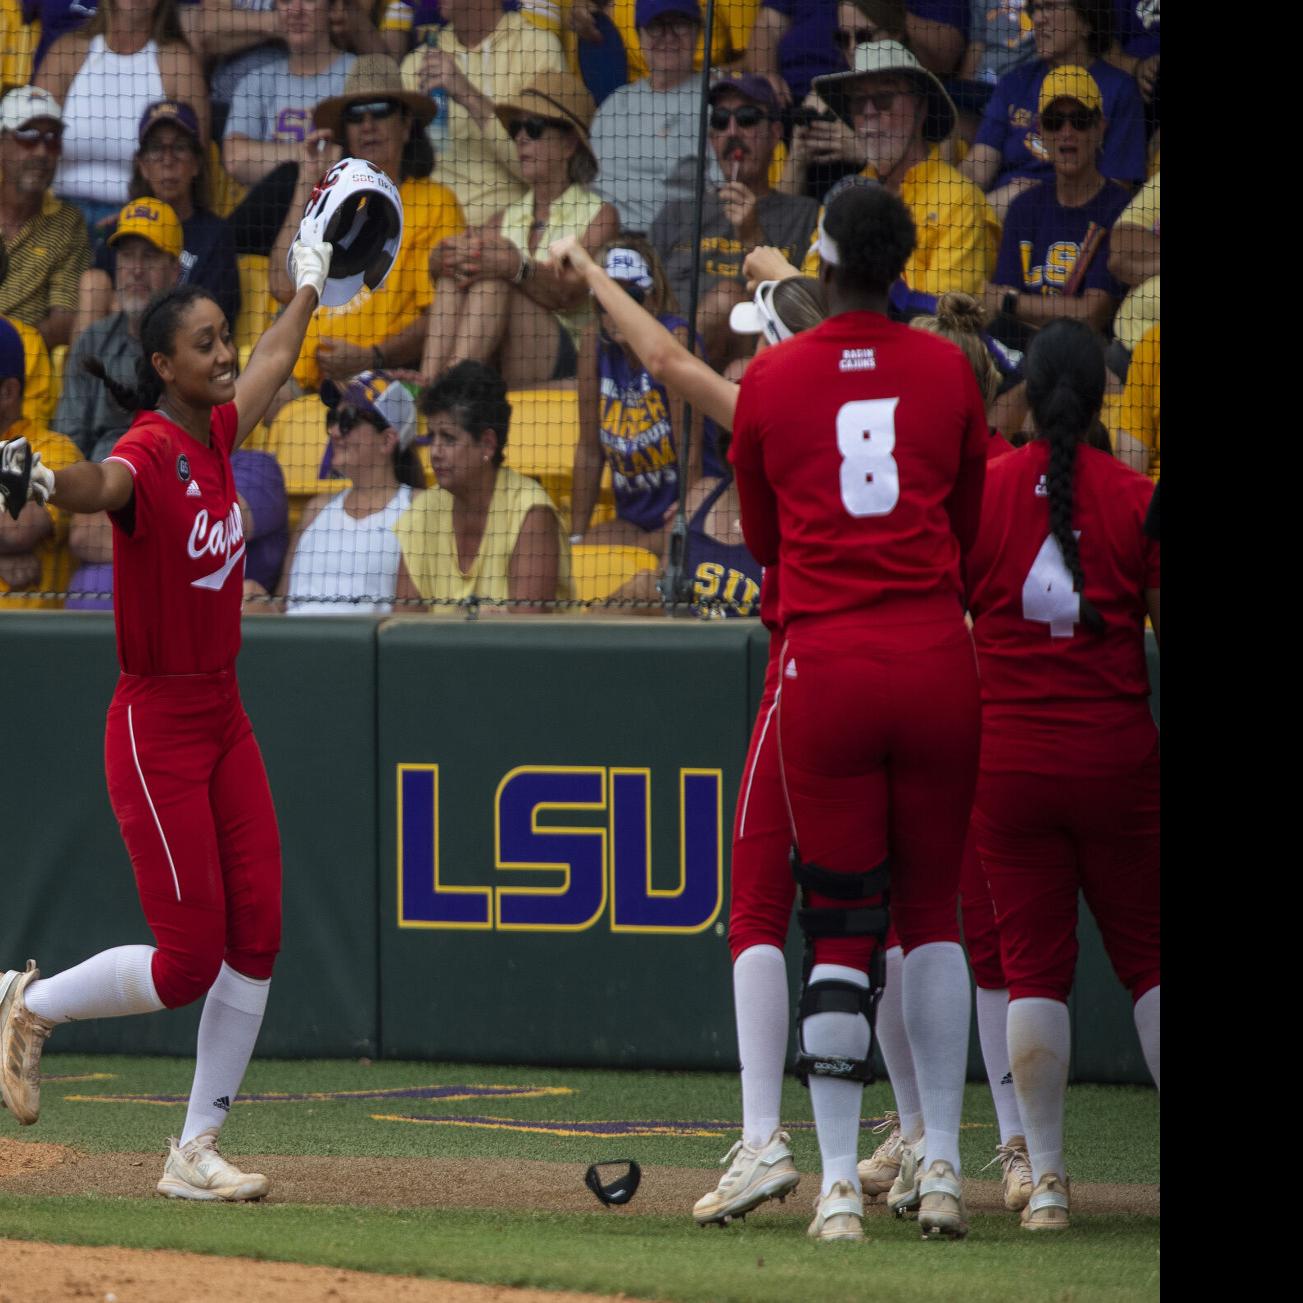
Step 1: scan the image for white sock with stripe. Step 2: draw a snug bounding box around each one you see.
[23,946,164,1023]
[180,963,271,1147]
[1133,985,1159,1090]
[733,944,789,1151]
[804,962,869,1196]
[1006,996,1071,1185]
[975,986,1024,1144]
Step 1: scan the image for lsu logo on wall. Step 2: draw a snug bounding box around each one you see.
[397,765,723,935]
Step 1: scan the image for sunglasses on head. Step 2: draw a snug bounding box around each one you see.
[835,25,884,52]
[1041,106,1099,132]
[342,100,402,125]
[508,116,571,140]
[334,404,381,437]
[709,104,768,131]
[9,126,62,149]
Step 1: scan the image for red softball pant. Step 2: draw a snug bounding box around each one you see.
[765,610,981,970]
[104,669,283,1009]
[973,736,1160,1004]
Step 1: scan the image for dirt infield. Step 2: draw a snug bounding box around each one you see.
[1,1136,1158,1217]
[0,1239,615,1303]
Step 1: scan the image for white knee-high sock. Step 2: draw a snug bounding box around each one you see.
[804,962,869,1195]
[1133,986,1159,1091]
[975,986,1024,1144]
[180,963,271,1146]
[23,946,165,1023]
[733,944,789,1150]
[1006,996,1070,1185]
[875,945,923,1141]
[902,942,970,1173]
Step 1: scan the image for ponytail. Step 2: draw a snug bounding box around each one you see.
[80,284,219,415]
[1025,320,1106,633]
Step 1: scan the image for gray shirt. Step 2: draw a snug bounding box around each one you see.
[650,188,818,312]
[224,52,356,143]
[53,312,140,459]
[590,77,721,235]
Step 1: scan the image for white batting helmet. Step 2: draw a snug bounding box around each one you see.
[293,157,404,308]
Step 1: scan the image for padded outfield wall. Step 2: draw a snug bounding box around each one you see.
[0,614,1158,1083]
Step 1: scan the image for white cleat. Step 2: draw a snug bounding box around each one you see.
[157,1129,270,1202]
[985,1135,1034,1212]
[886,1134,925,1218]
[692,1129,800,1226]
[0,961,55,1126]
[1021,1172,1071,1231]
[857,1111,903,1199]
[918,1159,969,1240]
[807,1179,864,1242]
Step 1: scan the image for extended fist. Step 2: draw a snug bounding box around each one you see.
[0,437,53,520]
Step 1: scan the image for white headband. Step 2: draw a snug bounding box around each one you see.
[604,247,654,290]
[815,211,840,266]
[728,280,794,347]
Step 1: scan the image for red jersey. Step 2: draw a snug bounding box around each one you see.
[730,311,989,629]
[966,441,1159,774]
[106,403,246,675]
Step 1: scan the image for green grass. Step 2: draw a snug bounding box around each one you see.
[0,1198,1159,1303]
[2,1055,1160,1301]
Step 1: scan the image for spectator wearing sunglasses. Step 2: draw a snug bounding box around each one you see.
[960,0,1144,222]
[400,0,567,229]
[222,0,358,256]
[983,67,1129,349]
[81,101,240,338]
[267,56,465,393]
[572,237,724,556]
[271,370,424,614]
[805,42,997,299]
[589,0,709,236]
[0,86,91,353]
[651,73,817,368]
[422,70,618,387]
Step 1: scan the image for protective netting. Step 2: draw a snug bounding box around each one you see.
[0,0,1159,618]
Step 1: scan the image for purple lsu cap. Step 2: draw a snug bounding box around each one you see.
[708,71,779,114]
[138,99,201,146]
[635,0,701,28]
[0,316,26,386]
[319,370,420,477]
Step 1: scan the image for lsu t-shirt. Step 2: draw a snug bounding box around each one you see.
[106,403,246,675]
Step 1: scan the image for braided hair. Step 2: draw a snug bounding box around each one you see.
[81,285,218,414]
[1025,319,1106,632]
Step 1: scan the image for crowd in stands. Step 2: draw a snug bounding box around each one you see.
[0,0,1158,615]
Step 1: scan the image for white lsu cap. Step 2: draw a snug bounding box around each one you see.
[0,86,63,132]
[728,280,794,347]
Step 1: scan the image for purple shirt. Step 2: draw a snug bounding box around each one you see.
[907,0,970,40]
[994,179,1131,299]
[762,0,841,103]
[1114,0,1160,60]
[975,57,1147,186]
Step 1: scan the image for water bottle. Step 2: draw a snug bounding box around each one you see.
[424,30,449,151]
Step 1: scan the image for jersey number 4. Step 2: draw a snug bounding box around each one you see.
[1022,533,1082,638]
[837,398,900,517]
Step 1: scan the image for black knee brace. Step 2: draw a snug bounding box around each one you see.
[790,846,891,1087]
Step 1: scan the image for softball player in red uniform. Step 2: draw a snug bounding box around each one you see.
[0,236,335,1201]
[965,318,1160,1231]
[729,183,988,1242]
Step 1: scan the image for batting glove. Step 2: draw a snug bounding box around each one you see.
[29,451,55,507]
[289,238,334,300]
[0,436,38,520]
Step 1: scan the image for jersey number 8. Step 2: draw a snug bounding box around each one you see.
[836,398,900,517]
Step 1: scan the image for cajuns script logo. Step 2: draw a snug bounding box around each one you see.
[187,502,245,591]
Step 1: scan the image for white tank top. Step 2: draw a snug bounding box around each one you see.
[57,35,166,205]
[285,485,414,616]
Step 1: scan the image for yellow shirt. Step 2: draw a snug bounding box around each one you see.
[1112,173,1159,351]
[602,0,759,82]
[394,465,573,609]
[0,419,83,611]
[1116,323,1159,479]
[803,158,1000,298]
[1117,173,1159,234]
[7,315,55,428]
[293,177,465,392]
[499,183,603,347]
[400,13,567,228]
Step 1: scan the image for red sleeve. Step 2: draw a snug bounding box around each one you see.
[104,422,164,541]
[729,369,780,567]
[212,402,239,457]
[944,369,989,567]
[1137,479,1159,588]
